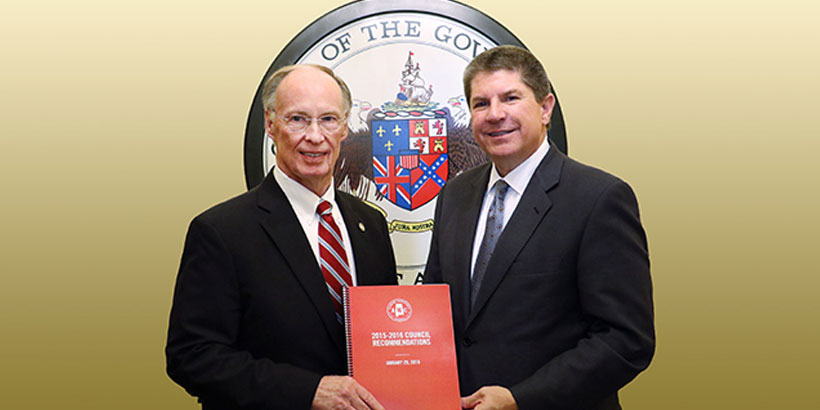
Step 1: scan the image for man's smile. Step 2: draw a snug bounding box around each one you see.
[486,129,515,137]
[301,151,327,158]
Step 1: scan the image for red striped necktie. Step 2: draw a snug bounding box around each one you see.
[317,200,352,323]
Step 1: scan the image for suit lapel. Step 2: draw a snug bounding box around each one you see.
[466,147,564,327]
[452,165,492,324]
[256,173,345,354]
[335,192,375,285]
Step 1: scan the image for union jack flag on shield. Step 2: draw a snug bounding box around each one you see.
[373,155,411,209]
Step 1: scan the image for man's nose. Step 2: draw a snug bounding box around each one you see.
[486,100,505,121]
[304,120,324,142]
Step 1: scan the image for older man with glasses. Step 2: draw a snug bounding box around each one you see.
[166,65,397,410]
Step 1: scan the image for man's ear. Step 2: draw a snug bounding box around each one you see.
[264,109,274,139]
[540,93,556,126]
[339,122,349,142]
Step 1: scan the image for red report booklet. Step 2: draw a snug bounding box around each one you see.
[344,284,460,410]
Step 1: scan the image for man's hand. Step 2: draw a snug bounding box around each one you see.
[461,386,518,410]
[311,375,385,410]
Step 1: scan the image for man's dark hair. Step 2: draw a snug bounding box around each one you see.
[463,45,552,103]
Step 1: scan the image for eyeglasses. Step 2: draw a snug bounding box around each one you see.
[276,113,347,133]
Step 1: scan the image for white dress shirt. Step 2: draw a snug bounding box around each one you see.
[273,166,358,285]
[470,137,551,278]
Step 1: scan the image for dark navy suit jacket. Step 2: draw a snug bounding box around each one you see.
[166,171,397,409]
[425,144,654,410]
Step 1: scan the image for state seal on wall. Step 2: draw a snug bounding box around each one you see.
[244,0,567,284]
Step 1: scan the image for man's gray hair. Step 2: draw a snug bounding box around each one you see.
[261,64,352,116]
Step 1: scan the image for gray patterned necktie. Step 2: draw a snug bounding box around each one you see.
[470,180,510,308]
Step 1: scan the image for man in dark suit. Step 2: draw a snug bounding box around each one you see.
[424,46,655,410]
[166,65,397,410]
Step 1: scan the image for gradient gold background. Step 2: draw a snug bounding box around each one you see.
[1,1,817,409]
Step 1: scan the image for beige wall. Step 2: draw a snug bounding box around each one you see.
[1,1,817,408]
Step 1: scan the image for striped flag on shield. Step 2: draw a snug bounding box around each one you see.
[399,149,419,169]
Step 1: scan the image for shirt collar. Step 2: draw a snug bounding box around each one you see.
[273,166,336,226]
[488,137,551,196]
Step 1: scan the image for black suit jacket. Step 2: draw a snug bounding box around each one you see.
[166,172,397,410]
[424,145,654,410]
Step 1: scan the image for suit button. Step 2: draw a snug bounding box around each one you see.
[463,337,473,347]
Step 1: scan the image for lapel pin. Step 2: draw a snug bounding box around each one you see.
[358,222,366,232]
